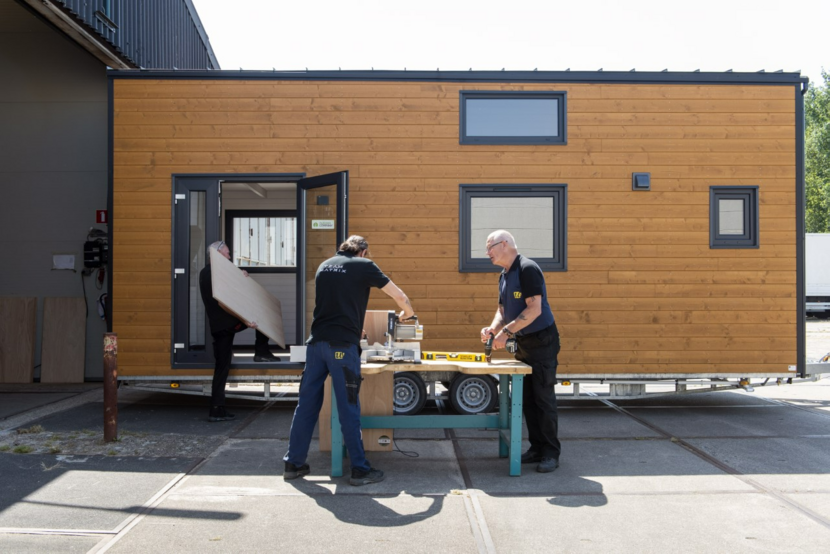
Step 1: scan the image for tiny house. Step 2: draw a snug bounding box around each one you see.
[108,69,811,391]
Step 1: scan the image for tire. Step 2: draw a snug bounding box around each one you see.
[449,374,498,415]
[393,372,427,415]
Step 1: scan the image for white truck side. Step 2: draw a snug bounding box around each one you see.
[806,233,830,318]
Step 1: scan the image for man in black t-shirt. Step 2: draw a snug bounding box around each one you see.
[283,235,415,486]
[480,230,562,473]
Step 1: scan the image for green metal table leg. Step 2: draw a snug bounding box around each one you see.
[498,374,509,458]
[331,381,343,477]
[509,375,524,476]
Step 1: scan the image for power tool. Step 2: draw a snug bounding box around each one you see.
[361,312,423,363]
[485,332,494,363]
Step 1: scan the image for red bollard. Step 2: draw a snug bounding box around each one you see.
[103,333,118,442]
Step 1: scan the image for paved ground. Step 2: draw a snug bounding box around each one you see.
[0,321,828,553]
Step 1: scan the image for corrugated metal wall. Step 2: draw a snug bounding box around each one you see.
[56,0,218,69]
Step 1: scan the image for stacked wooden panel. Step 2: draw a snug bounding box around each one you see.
[112,80,796,377]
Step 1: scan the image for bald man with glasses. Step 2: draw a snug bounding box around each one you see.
[480,230,562,473]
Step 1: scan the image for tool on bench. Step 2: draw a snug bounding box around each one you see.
[361,312,423,363]
[484,332,495,363]
[421,351,486,363]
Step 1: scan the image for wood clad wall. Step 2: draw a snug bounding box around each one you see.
[112,79,796,376]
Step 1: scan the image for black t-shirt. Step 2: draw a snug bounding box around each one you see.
[499,254,555,336]
[307,251,391,345]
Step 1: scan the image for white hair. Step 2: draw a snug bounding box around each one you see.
[487,230,517,249]
[207,240,226,256]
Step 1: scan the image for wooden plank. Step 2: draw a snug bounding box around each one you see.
[210,248,285,348]
[319,373,394,453]
[0,298,37,383]
[40,298,86,383]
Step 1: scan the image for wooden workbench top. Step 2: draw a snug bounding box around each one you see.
[361,359,531,375]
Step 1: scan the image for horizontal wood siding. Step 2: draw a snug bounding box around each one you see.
[112,80,796,376]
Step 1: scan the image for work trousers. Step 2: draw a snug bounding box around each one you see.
[284,341,370,472]
[515,324,561,460]
[211,327,270,407]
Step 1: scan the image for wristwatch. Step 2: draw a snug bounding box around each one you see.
[503,327,515,338]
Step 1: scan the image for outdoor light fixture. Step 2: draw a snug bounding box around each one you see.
[632,172,651,191]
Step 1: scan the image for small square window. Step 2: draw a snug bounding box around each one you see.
[459,185,567,272]
[709,187,759,248]
[459,91,567,145]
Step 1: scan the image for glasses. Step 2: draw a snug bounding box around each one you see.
[485,240,505,254]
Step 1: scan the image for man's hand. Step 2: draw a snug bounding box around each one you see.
[480,326,495,342]
[247,321,258,329]
[492,332,508,350]
[242,270,250,278]
[398,310,416,322]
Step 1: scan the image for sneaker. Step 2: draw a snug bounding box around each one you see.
[208,407,236,422]
[349,467,385,486]
[283,462,310,480]
[253,352,279,362]
[521,450,542,464]
[536,457,559,473]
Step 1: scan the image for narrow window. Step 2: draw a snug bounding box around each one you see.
[225,210,297,272]
[459,91,566,145]
[709,187,759,248]
[459,185,567,272]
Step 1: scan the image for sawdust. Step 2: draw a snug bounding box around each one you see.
[0,426,225,458]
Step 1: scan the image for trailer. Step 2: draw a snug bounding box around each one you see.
[108,68,826,413]
[806,233,830,318]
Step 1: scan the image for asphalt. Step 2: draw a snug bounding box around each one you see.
[2,376,830,553]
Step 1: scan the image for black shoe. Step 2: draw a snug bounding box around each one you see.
[253,352,279,362]
[283,462,310,480]
[350,467,385,486]
[536,457,559,473]
[208,407,236,422]
[521,450,542,464]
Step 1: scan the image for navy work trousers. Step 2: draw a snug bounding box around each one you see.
[284,341,370,472]
[515,324,562,460]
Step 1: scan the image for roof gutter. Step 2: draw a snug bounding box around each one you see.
[22,0,134,69]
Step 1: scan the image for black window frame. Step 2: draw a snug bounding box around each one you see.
[224,209,299,274]
[459,184,567,273]
[709,186,759,249]
[459,90,567,145]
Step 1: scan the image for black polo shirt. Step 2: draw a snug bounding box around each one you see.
[499,254,555,336]
[307,251,391,346]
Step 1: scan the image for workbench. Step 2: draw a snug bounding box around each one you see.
[330,359,532,477]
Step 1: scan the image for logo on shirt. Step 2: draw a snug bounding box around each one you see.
[513,291,522,299]
[322,264,346,274]
[334,351,345,359]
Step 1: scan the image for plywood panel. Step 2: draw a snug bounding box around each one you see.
[319,372,393,453]
[40,297,86,383]
[209,248,285,348]
[0,297,37,383]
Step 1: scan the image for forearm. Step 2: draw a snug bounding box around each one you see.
[500,297,542,336]
[489,309,506,332]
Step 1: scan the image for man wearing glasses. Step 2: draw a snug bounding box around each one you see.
[480,230,562,473]
[199,240,278,422]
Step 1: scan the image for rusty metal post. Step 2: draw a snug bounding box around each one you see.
[103,333,118,442]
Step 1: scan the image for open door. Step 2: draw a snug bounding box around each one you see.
[171,172,347,368]
[297,172,348,341]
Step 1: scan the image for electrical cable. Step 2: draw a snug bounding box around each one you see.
[392,438,419,458]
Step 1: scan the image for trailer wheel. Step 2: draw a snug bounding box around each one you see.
[449,375,498,415]
[394,372,427,415]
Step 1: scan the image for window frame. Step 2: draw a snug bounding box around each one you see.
[459,90,567,145]
[459,184,567,273]
[224,209,299,273]
[709,186,759,249]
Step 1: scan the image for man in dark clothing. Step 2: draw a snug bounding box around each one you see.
[480,230,561,473]
[283,235,415,486]
[199,241,277,422]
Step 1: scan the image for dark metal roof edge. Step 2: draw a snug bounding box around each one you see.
[107,68,808,85]
[182,0,221,69]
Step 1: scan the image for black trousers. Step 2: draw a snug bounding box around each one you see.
[515,324,561,459]
[211,327,270,407]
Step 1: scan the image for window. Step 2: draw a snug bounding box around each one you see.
[459,185,567,272]
[224,210,297,272]
[709,187,759,249]
[459,91,566,145]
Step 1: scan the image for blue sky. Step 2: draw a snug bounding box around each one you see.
[192,0,827,84]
